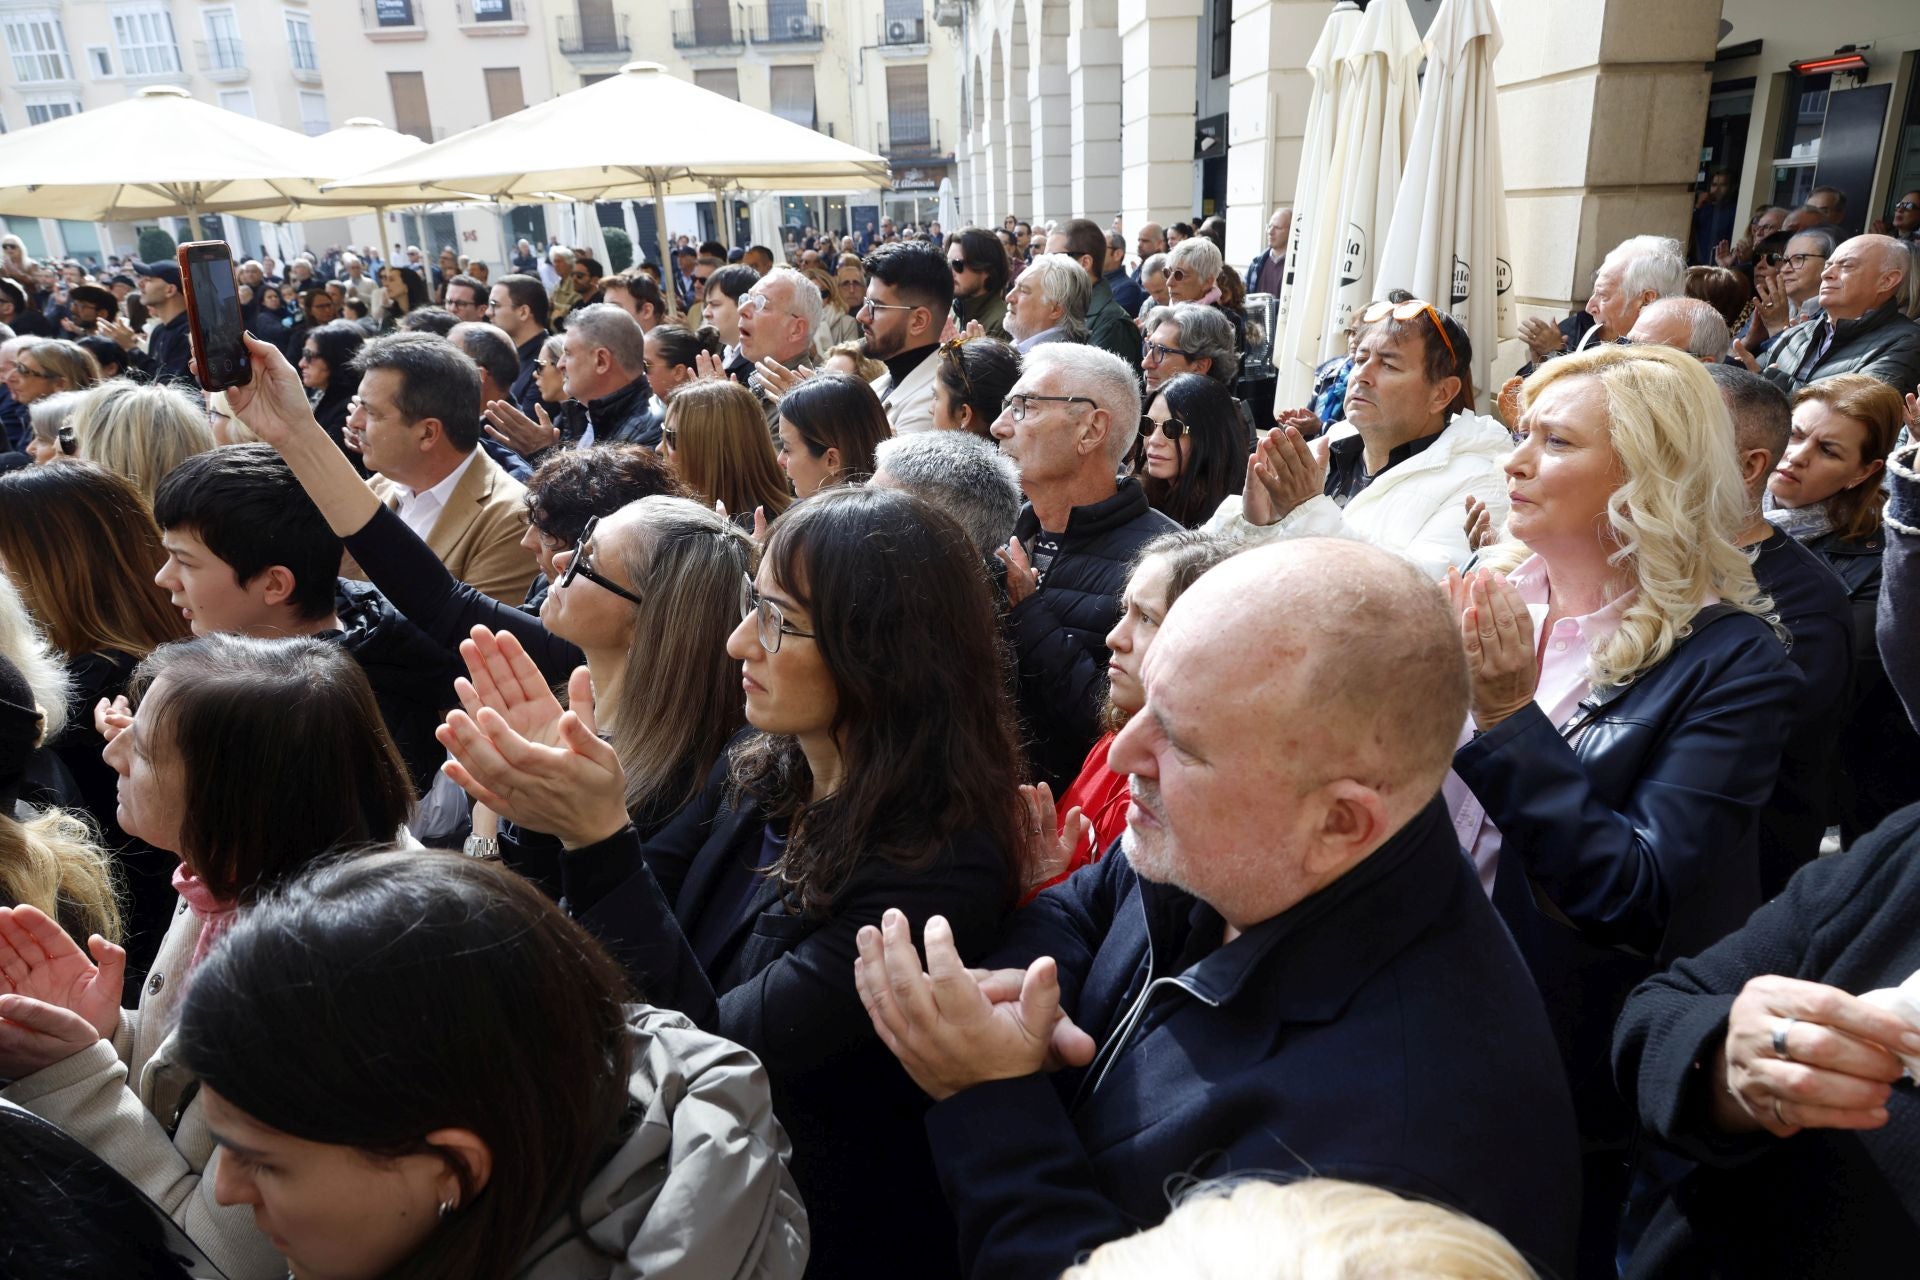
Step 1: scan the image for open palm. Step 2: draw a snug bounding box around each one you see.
[0,905,125,1040]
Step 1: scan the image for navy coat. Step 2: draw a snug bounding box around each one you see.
[926,799,1582,1280]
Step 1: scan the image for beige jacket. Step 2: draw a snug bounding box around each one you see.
[360,448,538,605]
[1,899,287,1279]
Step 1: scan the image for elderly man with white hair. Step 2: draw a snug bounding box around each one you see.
[991,343,1179,789]
[1753,232,1920,393]
[1005,254,1091,352]
[732,264,822,423]
[1628,296,1732,363]
[1519,234,1688,371]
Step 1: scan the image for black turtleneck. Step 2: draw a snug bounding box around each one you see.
[883,342,937,388]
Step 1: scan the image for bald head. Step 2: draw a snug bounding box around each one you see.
[1820,233,1910,321]
[1628,297,1730,362]
[1112,538,1468,927]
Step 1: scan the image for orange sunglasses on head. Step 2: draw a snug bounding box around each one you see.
[1361,298,1458,364]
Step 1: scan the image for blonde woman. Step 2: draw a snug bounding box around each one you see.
[5,338,99,409]
[803,263,861,350]
[72,381,215,506]
[1062,1179,1537,1280]
[820,340,885,384]
[205,389,257,445]
[661,379,793,526]
[1443,343,1796,1268]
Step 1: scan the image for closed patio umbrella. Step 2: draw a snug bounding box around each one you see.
[1375,0,1517,412]
[320,61,891,290]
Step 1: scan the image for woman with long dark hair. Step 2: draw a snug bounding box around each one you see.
[1134,374,1247,528]
[378,266,431,330]
[775,372,891,498]
[441,485,1025,1278]
[0,635,414,1280]
[295,318,366,453]
[168,852,807,1279]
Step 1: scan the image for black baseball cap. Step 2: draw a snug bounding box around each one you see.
[68,284,117,311]
[134,260,181,287]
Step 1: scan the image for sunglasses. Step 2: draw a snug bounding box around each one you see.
[740,573,815,654]
[693,273,713,285]
[558,515,645,607]
[1896,201,1919,213]
[1139,412,1190,442]
[1360,298,1458,364]
[948,258,973,274]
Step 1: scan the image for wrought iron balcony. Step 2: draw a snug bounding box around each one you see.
[558,12,631,57]
[672,6,746,51]
[751,4,824,44]
[878,117,940,158]
[193,37,246,81]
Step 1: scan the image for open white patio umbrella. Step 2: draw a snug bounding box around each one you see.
[321,61,891,282]
[0,85,332,223]
[1316,0,1422,363]
[1375,0,1516,412]
[1272,1,1365,409]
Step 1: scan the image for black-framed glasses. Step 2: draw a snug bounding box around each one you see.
[558,515,645,608]
[1781,252,1827,270]
[1002,392,1095,421]
[1142,340,1194,364]
[693,272,713,286]
[740,573,814,653]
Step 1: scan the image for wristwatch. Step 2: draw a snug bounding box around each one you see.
[462,834,499,860]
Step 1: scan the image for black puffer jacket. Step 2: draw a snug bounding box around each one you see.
[330,578,463,796]
[559,372,659,450]
[1758,300,1920,392]
[1008,478,1178,789]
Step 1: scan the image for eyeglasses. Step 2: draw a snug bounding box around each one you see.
[1001,392,1095,421]
[740,573,814,654]
[738,293,776,317]
[1139,413,1189,443]
[857,297,916,317]
[1780,252,1827,269]
[1142,340,1194,364]
[534,358,553,370]
[1360,298,1458,365]
[558,516,645,608]
[662,425,677,448]
[693,273,713,286]
[1760,252,1784,267]
[13,365,52,380]
[299,350,320,363]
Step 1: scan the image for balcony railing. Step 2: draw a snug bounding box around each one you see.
[751,4,824,43]
[287,37,321,76]
[193,37,246,80]
[879,117,939,157]
[671,5,745,51]
[558,12,631,56]
[879,10,926,45]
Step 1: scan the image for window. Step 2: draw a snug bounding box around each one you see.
[483,66,524,119]
[373,0,416,25]
[112,8,181,76]
[769,65,815,129]
[203,9,243,70]
[882,0,923,44]
[1209,0,1230,81]
[470,0,512,19]
[87,45,112,76]
[285,12,318,70]
[693,68,739,101]
[218,88,255,117]
[886,64,930,147]
[389,69,432,142]
[1769,70,1829,208]
[25,101,78,125]
[5,15,74,83]
[299,90,328,134]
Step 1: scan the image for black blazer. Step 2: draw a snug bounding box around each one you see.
[1452,606,1798,1148]
[1614,803,1920,1278]
[560,751,1014,1279]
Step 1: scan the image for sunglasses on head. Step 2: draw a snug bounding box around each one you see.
[1359,298,1458,364]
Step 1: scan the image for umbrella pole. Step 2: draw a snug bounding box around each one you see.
[650,171,676,319]
[709,179,731,253]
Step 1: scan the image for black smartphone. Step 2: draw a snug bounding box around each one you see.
[177,240,252,392]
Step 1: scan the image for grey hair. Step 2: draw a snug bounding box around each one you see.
[1606,235,1687,301]
[1140,253,1168,280]
[549,245,574,264]
[28,389,84,445]
[1024,343,1142,466]
[1642,296,1731,362]
[565,303,647,376]
[762,265,823,348]
[873,431,1023,555]
[1020,254,1092,341]
[340,252,361,269]
[1168,236,1224,286]
[0,572,72,738]
[1141,303,1240,383]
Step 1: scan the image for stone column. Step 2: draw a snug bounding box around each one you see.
[1028,0,1073,223]
[1223,0,1324,270]
[1069,0,1123,220]
[1493,0,1720,368]
[1005,18,1034,221]
[1118,0,1203,232]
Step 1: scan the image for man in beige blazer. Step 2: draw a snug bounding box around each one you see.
[347,333,537,605]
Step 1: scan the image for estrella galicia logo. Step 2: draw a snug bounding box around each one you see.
[1339,224,1366,289]
[1450,255,1470,307]
[1496,257,1513,296]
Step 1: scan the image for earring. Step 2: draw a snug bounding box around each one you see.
[437,1199,456,1219]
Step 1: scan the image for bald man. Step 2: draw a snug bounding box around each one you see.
[856,538,1580,1280]
[1628,296,1731,362]
[1755,232,1920,392]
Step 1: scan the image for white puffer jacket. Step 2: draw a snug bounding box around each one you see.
[1207,411,1514,579]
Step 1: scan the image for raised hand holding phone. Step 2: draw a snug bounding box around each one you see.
[177,240,252,392]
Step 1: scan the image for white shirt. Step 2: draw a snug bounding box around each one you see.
[393,449,477,543]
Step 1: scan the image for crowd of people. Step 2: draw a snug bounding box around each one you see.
[0,180,1919,1280]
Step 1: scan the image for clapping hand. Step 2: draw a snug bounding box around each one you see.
[455,627,565,748]
[436,665,631,851]
[854,910,1097,1101]
[92,695,132,744]
[1447,568,1538,731]
[98,319,140,352]
[1754,274,1791,331]
[1240,425,1327,528]
[1902,386,1919,438]
[0,905,125,1077]
[693,350,730,383]
[1712,975,1919,1137]
[1274,405,1321,440]
[481,398,560,458]
[1016,782,1093,892]
[752,357,813,403]
[1520,317,1563,364]
[996,537,1039,607]
[1463,495,1496,553]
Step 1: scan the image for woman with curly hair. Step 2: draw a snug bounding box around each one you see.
[1442,342,1797,1273]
